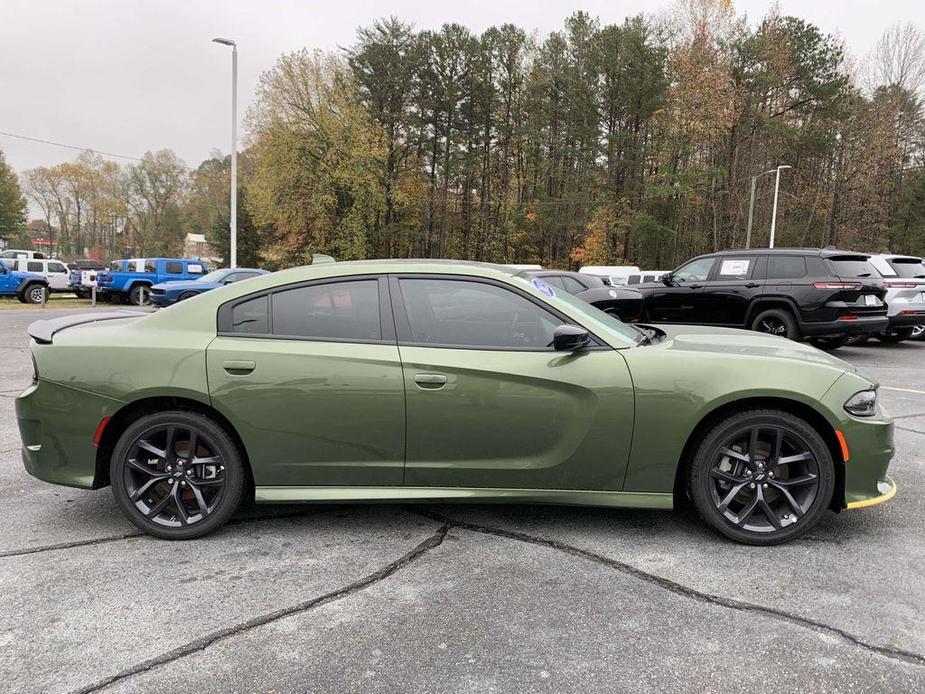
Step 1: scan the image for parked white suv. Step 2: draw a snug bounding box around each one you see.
[867,254,925,343]
[7,258,71,292]
[0,249,46,260]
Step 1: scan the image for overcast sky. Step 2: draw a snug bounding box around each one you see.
[1,0,923,176]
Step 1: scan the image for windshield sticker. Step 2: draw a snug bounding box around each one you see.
[532,278,555,297]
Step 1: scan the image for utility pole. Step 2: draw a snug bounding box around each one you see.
[745,176,758,249]
[212,37,238,267]
[769,165,791,249]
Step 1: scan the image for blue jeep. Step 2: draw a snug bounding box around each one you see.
[96,258,210,305]
[0,259,49,304]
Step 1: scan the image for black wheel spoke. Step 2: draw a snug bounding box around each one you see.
[718,482,748,512]
[164,427,178,463]
[186,431,199,460]
[711,468,745,484]
[130,476,166,501]
[771,473,817,487]
[188,483,210,517]
[719,447,750,464]
[736,494,760,526]
[172,485,189,526]
[770,482,804,517]
[770,428,782,468]
[126,458,163,477]
[758,494,782,530]
[136,440,166,459]
[188,476,224,487]
[747,428,760,460]
[145,492,173,518]
[192,455,220,466]
[774,452,812,468]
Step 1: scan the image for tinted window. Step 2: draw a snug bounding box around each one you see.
[165,261,183,274]
[231,295,268,334]
[827,256,876,278]
[542,276,567,291]
[27,261,43,272]
[236,272,260,281]
[272,280,380,341]
[767,256,807,279]
[144,260,157,273]
[400,278,563,349]
[715,257,755,280]
[560,276,586,294]
[673,257,715,283]
[48,262,67,273]
[888,258,925,278]
[626,275,641,285]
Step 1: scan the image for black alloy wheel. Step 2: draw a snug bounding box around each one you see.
[751,308,798,340]
[111,411,245,539]
[690,410,834,545]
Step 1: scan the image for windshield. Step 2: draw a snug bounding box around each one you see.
[888,258,925,279]
[198,269,231,283]
[513,277,638,346]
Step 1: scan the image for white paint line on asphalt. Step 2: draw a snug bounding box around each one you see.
[881,386,925,396]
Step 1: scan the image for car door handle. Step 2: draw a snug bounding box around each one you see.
[223,360,255,374]
[688,284,702,290]
[414,373,447,390]
[745,282,761,288]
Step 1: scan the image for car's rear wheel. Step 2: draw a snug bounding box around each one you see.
[751,309,799,340]
[110,411,245,539]
[876,327,914,344]
[689,409,834,545]
[911,325,925,340]
[178,291,199,302]
[128,284,151,306]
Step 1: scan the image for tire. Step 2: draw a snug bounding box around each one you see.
[912,325,925,341]
[178,291,199,302]
[875,327,914,344]
[809,335,850,351]
[128,284,152,306]
[75,289,89,300]
[21,284,47,304]
[688,409,835,545]
[751,308,799,340]
[845,334,870,346]
[110,410,246,539]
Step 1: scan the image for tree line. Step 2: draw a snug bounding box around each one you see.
[1,0,924,271]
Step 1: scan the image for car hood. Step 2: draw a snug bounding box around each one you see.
[151,279,209,291]
[646,324,857,372]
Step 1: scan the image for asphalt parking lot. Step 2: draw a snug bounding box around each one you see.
[1,307,924,693]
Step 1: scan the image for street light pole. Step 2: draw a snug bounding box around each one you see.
[212,37,237,268]
[768,165,791,249]
[745,176,758,249]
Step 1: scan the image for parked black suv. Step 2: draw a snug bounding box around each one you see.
[635,248,888,346]
[519,270,643,322]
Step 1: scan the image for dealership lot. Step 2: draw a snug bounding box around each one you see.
[1,307,924,692]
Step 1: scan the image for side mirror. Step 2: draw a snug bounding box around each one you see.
[553,325,590,351]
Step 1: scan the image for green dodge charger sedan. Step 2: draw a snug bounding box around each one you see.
[16,260,896,544]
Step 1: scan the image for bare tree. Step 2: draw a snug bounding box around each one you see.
[869,22,925,94]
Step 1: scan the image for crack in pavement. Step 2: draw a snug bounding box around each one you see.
[0,507,339,559]
[71,525,450,694]
[411,509,925,669]
[896,425,925,436]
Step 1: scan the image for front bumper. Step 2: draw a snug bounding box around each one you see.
[16,379,123,489]
[801,315,889,337]
[846,476,896,509]
[149,293,173,307]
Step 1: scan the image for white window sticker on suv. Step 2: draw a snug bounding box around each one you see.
[719,259,750,277]
[187,264,204,274]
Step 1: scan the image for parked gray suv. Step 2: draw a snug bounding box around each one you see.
[867,254,925,343]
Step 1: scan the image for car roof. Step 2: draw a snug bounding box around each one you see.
[308,258,520,276]
[692,247,870,259]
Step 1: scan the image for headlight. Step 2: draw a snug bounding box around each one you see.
[844,388,878,417]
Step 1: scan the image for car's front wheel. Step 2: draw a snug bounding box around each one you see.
[110,411,245,539]
[178,291,199,302]
[21,284,47,304]
[689,409,834,545]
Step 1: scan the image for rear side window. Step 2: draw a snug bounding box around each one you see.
[888,258,925,279]
[767,256,807,279]
[716,257,755,280]
[144,260,157,273]
[272,280,381,341]
[827,256,876,278]
[560,276,586,294]
[231,295,268,334]
[399,278,563,349]
[165,261,183,274]
[187,263,205,275]
[27,261,43,272]
[541,276,567,291]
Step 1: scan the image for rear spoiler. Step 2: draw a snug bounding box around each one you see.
[27,311,145,344]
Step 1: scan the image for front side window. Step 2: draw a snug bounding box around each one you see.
[399,278,563,349]
[231,295,268,334]
[48,262,67,274]
[673,257,715,283]
[272,280,381,341]
[165,261,183,274]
